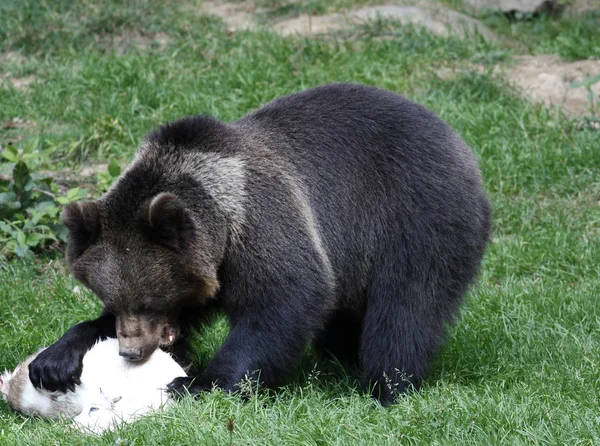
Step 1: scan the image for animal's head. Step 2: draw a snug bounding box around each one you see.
[0,370,13,402]
[1,349,80,418]
[62,171,227,361]
[74,390,123,434]
[1,356,34,409]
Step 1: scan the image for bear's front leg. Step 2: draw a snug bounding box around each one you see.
[29,312,116,392]
[167,294,325,397]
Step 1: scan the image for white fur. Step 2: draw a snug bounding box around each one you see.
[1,338,186,434]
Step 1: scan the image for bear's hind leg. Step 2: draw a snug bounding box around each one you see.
[359,247,462,406]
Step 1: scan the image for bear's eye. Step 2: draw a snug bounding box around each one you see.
[89,407,99,414]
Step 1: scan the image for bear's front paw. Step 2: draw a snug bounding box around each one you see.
[166,376,213,399]
[28,346,83,393]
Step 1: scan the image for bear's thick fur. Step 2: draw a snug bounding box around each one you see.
[29,84,491,404]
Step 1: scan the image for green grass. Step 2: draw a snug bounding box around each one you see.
[1,0,600,444]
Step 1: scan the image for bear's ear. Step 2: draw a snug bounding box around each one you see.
[148,193,196,251]
[61,201,101,259]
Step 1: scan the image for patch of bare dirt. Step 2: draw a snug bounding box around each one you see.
[273,5,494,40]
[10,76,36,90]
[94,31,171,54]
[197,1,258,31]
[273,13,346,35]
[1,118,36,129]
[0,51,34,90]
[192,1,495,40]
[79,163,109,177]
[0,75,36,91]
[504,55,600,115]
[436,56,600,116]
[0,52,28,66]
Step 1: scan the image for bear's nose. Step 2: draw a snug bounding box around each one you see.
[118,347,143,361]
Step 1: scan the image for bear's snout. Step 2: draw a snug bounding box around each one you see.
[117,333,158,362]
[115,315,174,361]
[118,347,144,361]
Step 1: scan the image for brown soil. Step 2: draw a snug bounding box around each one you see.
[196,1,258,31]
[505,55,600,115]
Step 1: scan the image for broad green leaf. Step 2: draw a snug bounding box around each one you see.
[570,74,600,89]
[22,219,35,230]
[0,191,19,207]
[586,73,600,85]
[51,223,69,243]
[16,230,26,247]
[13,245,29,258]
[0,221,14,234]
[67,187,80,199]
[26,233,44,247]
[3,239,16,252]
[0,162,15,176]
[1,146,19,163]
[0,192,20,219]
[34,201,59,214]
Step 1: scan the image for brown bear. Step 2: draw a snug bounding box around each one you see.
[29,83,491,405]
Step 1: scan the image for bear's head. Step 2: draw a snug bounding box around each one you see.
[62,190,225,361]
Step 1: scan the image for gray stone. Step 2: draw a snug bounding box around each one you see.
[350,6,495,40]
[564,0,600,14]
[274,5,495,41]
[465,0,555,13]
